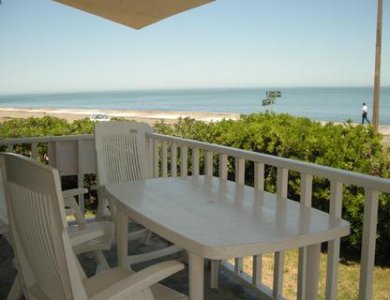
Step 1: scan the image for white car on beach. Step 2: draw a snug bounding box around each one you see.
[89,113,111,122]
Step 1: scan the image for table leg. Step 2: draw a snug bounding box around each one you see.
[305,243,321,299]
[189,252,204,300]
[115,208,128,269]
[210,260,220,289]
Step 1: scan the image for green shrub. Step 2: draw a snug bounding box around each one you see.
[0,116,98,209]
[155,113,390,264]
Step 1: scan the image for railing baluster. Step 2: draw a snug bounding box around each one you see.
[162,141,168,177]
[235,157,245,184]
[31,142,38,159]
[192,148,199,176]
[325,180,343,300]
[47,141,56,167]
[274,167,288,299]
[146,135,154,176]
[219,154,228,180]
[253,162,265,286]
[209,152,219,289]
[171,142,177,177]
[210,152,226,289]
[153,139,159,178]
[252,255,262,286]
[7,144,13,152]
[234,259,243,274]
[300,173,313,206]
[359,189,379,300]
[277,167,288,198]
[254,162,265,191]
[234,157,245,273]
[205,151,213,177]
[76,140,85,214]
[180,146,188,177]
[297,173,313,300]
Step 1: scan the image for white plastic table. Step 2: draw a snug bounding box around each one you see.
[105,176,350,300]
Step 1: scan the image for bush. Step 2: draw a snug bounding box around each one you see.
[155,113,390,264]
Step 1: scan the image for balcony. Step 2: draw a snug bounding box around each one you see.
[0,132,389,299]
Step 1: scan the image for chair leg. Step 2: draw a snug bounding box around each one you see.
[143,230,153,245]
[94,251,110,273]
[127,228,148,241]
[7,276,23,300]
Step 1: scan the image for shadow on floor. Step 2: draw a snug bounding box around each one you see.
[0,234,260,300]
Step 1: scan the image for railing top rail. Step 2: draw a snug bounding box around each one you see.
[0,134,93,144]
[149,133,390,193]
[1,132,389,193]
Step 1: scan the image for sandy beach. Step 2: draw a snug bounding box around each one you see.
[2,107,390,142]
[0,107,240,125]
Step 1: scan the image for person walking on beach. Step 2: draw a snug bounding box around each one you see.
[362,103,370,124]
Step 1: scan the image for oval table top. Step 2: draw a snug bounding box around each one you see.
[106,176,350,259]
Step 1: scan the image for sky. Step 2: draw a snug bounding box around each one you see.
[0,0,389,94]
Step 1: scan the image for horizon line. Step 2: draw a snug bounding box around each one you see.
[2,85,390,97]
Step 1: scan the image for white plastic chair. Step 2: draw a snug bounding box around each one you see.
[94,121,182,266]
[1,152,187,300]
[0,160,21,300]
[0,155,113,299]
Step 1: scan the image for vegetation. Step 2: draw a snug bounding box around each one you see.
[1,113,390,264]
[155,113,390,264]
[0,116,93,158]
[233,249,390,299]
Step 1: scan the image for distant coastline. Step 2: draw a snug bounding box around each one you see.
[0,87,389,124]
[0,107,240,125]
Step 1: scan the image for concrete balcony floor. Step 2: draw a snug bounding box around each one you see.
[0,234,260,299]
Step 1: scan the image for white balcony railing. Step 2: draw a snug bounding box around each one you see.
[1,133,389,300]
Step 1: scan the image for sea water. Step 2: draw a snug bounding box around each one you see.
[0,87,389,124]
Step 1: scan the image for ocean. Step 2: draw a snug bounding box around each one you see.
[0,87,389,124]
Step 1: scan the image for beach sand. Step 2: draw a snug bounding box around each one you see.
[2,107,390,144]
[0,107,240,125]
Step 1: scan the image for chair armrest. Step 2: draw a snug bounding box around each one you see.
[128,245,182,265]
[63,188,89,227]
[90,184,104,191]
[71,221,114,254]
[90,260,184,300]
[64,208,75,216]
[62,188,88,199]
[68,226,106,247]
